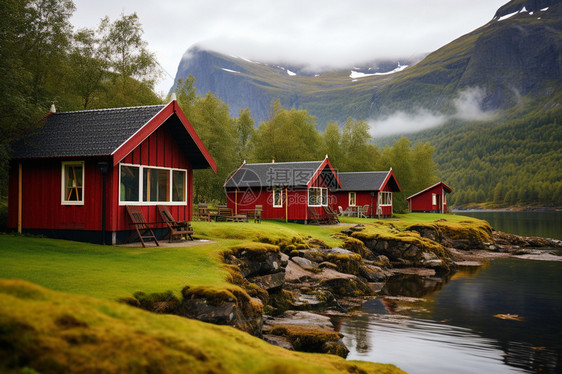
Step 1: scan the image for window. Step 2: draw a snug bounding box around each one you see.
[348,192,356,206]
[119,163,187,205]
[143,168,170,202]
[172,170,186,202]
[380,191,392,205]
[308,187,328,207]
[273,188,283,207]
[432,193,437,206]
[62,161,84,205]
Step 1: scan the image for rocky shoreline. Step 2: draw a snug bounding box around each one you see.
[124,220,562,358]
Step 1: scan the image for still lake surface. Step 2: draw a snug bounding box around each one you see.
[340,211,562,373]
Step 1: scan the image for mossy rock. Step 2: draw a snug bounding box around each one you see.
[181,285,263,336]
[320,277,373,297]
[271,324,347,357]
[132,290,180,314]
[342,237,374,259]
[325,253,363,275]
[268,290,296,315]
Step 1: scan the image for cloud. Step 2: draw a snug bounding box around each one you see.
[369,109,448,138]
[368,87,496,137]
[453,87,496,121]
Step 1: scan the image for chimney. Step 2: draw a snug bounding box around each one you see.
[50,103,56,113]
[170,93,177,102]
[271,159,275,163]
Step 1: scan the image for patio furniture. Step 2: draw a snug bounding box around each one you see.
[158,206,194,242]
[324,206,340,224]
[197,203,211,221]
[125,205,159,247]
[308,207,329,225]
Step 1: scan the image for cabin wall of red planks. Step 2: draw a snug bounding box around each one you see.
[408,184,448,213]
[8,124,194,235]
[226,171,334,221]
[330,191,394,217]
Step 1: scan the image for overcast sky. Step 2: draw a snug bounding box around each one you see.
[71,0,508,95]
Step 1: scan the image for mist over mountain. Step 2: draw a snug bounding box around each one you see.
[170,0,562,207]
[171,0,561,135]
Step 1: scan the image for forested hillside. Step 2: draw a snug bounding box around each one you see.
[396,103,562,208]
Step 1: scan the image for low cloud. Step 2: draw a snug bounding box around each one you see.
[369,109,448,137]
[368,87,496,137]
[453,87,496,121]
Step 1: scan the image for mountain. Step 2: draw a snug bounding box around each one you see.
[170,0,562,207]
[171,48,420,127]
[171,0,562,130]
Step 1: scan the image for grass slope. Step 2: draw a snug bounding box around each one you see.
[0,279,403,374]
[0,235,229,299]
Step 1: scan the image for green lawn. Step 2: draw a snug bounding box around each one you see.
[0,213,480,300]
[0,234,229,300]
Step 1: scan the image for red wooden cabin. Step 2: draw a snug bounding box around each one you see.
[331,170,401,217]
[8,100,216,244]
[407,182,452,213]
[223,157,341,223]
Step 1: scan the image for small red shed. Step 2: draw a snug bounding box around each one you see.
[406,182,452,213]
[8,100,216,244]
[331,170,401,217]
[223,157,341,222]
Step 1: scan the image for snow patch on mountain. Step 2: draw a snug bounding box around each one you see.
[349,64,408,79]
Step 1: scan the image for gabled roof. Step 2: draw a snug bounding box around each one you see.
[11,101,216,172]
[335,170,401,192]
[224,157,341,189]
[406,181,452,200]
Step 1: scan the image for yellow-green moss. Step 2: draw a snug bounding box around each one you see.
[271,324,343,349]
[226,242,280,256]
[0,279,405,373]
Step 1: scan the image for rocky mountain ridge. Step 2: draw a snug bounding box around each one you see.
[171,0,562,130]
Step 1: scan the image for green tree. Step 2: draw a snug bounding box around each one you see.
[99,12,161,96]
[251,100,322,162]
[68,28,108,109]
[340,118,376,171]
[236,108,255,160]
[187,92,239,203]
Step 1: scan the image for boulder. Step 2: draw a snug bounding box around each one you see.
[359,264,388,282]
[291,256,318,269]
[285,260,314,282]
[225,243,282,277]
[249,272,285,291]
[180,286,263,337]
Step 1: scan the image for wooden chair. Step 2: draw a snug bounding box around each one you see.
[324,206,340,224]
[308,207,329,225]
[338,206,348,217]
[216,206,234,222]
[158,206,194,242]
[125,205,159,247]
[196,203,211,221]
[360,205,370,218]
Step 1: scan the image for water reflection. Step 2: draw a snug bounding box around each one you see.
[339,258,562,373]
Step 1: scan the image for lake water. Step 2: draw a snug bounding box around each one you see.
[339,211,562,373]
[456,210,562,240]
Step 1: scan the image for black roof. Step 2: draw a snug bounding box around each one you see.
[11,105,165,159]
[335,171,392,192]
[224,160,332,188]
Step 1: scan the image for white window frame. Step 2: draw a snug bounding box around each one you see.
[273,188,283,207]
[348,192,356,206]
[432,193,437,206]
[380,191,393,206]
[61,161,85,206]
[308,187,328,207]
[119,163,187,206]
